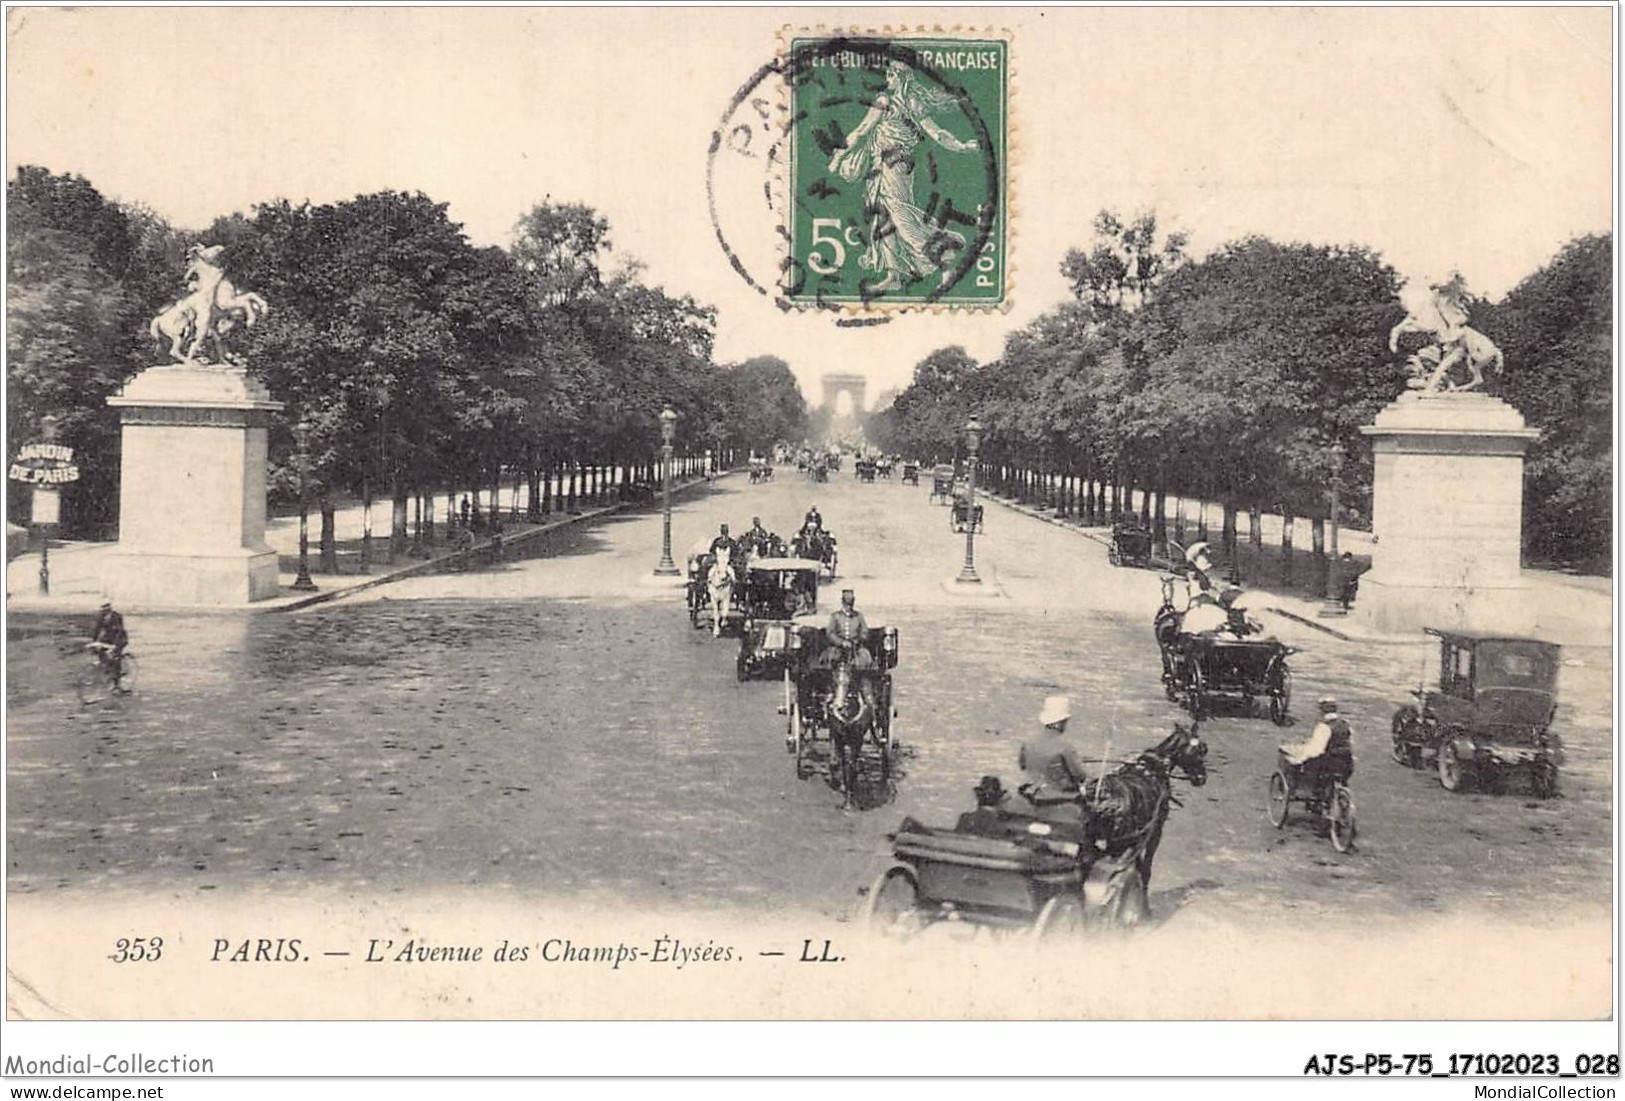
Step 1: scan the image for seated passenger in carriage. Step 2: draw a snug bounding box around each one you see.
[1180,590,1230,636]
[803,505,823,532]
[1017,696,1090,825]
[1218,586,1264,637]
[1281,697,1355,785]
[956,775,1012,834]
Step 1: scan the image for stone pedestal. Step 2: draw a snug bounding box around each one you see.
[104,366,284,606]
[1358,392,1539,636]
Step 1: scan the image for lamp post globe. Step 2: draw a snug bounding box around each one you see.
[654,406,681,576]
[956,415,983,584]
[291,418,318,592]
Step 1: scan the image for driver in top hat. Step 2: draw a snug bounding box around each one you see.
[802,506,823,533]
[746,516,771,552]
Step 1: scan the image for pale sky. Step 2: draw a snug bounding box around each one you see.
[7,6,1613,404]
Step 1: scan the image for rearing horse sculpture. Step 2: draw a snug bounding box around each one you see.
[1387,278,1504,393]
[149,245,270,366]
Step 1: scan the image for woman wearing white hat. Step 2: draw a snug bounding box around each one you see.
[1019,695,1089,823]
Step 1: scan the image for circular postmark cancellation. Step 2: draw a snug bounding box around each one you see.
[708,32,1011,317]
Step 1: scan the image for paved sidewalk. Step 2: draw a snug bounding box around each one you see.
[5,473,724,616]
[976,489,1610,647]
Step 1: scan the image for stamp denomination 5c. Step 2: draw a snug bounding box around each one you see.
[784,32,1010,311]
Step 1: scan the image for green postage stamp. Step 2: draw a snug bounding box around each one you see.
[784,33,1010,310]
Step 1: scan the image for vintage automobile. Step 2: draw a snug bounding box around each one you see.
[1268,748,1357,853]
[1155,578,1293,723]
[783,624,899,795]
[1108,517,1155,568]
[929,464,956,504]
[1390,628,1563,796]
[735,558,821,681]
[900,461,920,486]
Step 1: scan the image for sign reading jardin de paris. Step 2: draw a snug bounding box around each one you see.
[786,33,1009,310]
[9,442,79,485]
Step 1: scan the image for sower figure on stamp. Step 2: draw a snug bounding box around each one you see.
[827,60,981,292]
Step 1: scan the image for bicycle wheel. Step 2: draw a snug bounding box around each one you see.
[1329,786,1357,853]
[115,653,137,694]
[76,662,110,705]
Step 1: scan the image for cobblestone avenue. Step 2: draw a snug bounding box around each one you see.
[7,473,1612,928]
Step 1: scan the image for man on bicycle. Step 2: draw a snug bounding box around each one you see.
[1281,696,1354,791]
[88,601,130,689]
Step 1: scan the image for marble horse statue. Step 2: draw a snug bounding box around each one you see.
[149,245,270,366]
[1388,275,1503,394]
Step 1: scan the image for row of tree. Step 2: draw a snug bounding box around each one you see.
[7,168,810,547]
[867,212,1611,569]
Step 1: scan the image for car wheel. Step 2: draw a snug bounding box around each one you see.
[1438,740,1469,793]
[1532,760,1559,799]
[1031,896,1085,940]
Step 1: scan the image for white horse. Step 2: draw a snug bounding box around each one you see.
[707,545,735,638]
[149,245,269,365]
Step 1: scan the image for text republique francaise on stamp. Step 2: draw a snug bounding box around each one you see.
[785,34,1009,311]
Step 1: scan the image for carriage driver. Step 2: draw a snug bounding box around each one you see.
[1017,695,1090,824]
[1281,696,1355,786]
[709,523,736,558]
[746,516,770,552]
[825,589,873,669]
[803,505,823,533]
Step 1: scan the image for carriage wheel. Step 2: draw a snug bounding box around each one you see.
[1185,664,1207,719]
[1031,895,1086,940]
[1438,740,1469,793]
[1267,771,1291,828]
[1531,760,1559,799]
[1269,665,1292,726]
[1390,706,1420,767]
[688,597,700,628]
[861,865,919,936]
[1328,786,1357,853]
[785,699,800,755]
[736,645,751,682]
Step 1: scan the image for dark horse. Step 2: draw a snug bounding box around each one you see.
[1078,722,1208,908]
[825,654,879,810]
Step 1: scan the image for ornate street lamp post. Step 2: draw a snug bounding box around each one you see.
[956,415,983,584]
[653,406,681,576]
[291,418,318,592]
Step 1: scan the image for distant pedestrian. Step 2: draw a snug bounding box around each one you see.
[490,518,504,563]
[460,495,471,529]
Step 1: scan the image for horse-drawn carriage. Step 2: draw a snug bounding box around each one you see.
[862,725,1208,938]
[1155,579,1293,723]
[791,527,838,580]
[928,464,956,503]
[900,461,920,486]
[735,558,821,682]
[686,542,746,636]
[782,625,899,804]
[1390,628,1563,797]
[748,457,774,483]
[855,459,877,483]
[876,456,895,479]
[1108,517,1154,568]
[950,485,984,534]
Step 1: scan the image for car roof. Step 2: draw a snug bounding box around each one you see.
[748,557,823,573]
[1424,626,1560,648]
